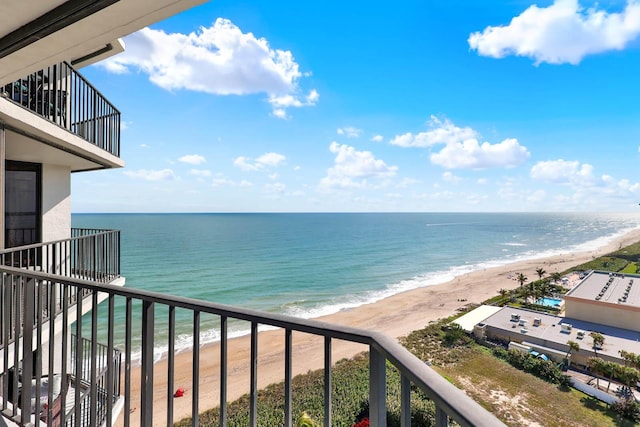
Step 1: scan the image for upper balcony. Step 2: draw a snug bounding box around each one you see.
[1,61,120,161]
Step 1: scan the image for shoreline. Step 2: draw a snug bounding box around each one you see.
[118,227,640,426]
[142,226,640,362]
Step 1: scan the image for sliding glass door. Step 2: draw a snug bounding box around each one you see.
[5,161,41,248]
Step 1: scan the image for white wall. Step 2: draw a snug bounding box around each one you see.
[41,164,71,242]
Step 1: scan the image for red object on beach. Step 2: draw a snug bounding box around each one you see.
[174,388,185,398]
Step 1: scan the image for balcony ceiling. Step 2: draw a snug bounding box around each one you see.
[0,0,207,85]
[6,129,107,172]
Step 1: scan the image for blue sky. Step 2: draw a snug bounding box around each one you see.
[72,0,640,212]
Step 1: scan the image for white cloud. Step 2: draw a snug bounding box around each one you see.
[100,18,317,117]
[527,190,547,203]
[530,159,640,206]
[468,0,640,65]
[234,152,287,171]
[477,178,488,185]
[390,116,477,148]
[320,142,397,189]
[256,152,286,167]
[265,182,286,193]
[190,169,212,177]
[442,171,462,184]
[124,169,176,181]
[431,138,530,169]
[530,159,595,184]
[272,108,288,119]
[179,154,206,165]
[397,177,421,188]
[337,127,363,138]
[234,156,259,171]
[392,116,529,169]
[268,90,318,119]
[371,135,384,142]
[212,177,254,187]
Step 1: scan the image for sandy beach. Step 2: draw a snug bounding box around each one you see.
[117,227,640,426]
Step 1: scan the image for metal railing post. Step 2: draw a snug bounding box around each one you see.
[192,310,200,427]
[284,328,292,427]
[249,321,258,427]
[324,337,332,427]
[167,305,175,426]
[435,407,448,427]
[220,316,228,427]
[20,277,34,426]
[369,347,386,427]
[140,300,155,426]
[400,374,411,427]
[124,297,132,427]
[106,294,115,426]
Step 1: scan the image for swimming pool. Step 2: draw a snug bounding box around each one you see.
[536,297,563,308]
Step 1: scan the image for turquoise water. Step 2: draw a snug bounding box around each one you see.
[536,297,563,307]
[71,212,640,358]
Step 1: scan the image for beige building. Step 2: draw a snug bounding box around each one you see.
[472,271,640,368]
[564,271,640,332]
[475,306,640,368]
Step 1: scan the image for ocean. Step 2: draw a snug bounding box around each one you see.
[72,212,640,359]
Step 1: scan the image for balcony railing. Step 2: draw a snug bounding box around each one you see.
[0,267,505,427]
[0,228,120,282]
[1,62,120,157]
[0,229,120,348]
[68,334,122,427]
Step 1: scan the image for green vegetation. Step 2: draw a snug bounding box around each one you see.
[571,256,629,274]
[621,262,638,274]
[175,313,639,427]
[175,354,436,427]
[401,321,636,426]
[491,347,571,387]
[569,241,640,274]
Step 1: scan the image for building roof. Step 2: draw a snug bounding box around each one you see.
[453,305,502,333]
[565,270,640,308]
[482,306,640,360]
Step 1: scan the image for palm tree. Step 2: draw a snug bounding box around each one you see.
[590,332,605,358]
[588,357,605,390]
[620,349,632,367]
[604,361,620,393]
[535,267,546,280]
[551,272,562,284]
[517,272,527,288]
[620,367,640,398]
[498,288,508,302]
[526,281,536,303]
[516,273,528,300]
[565,340,579,365]
[537,280,552,301]
[620,351,640,370]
